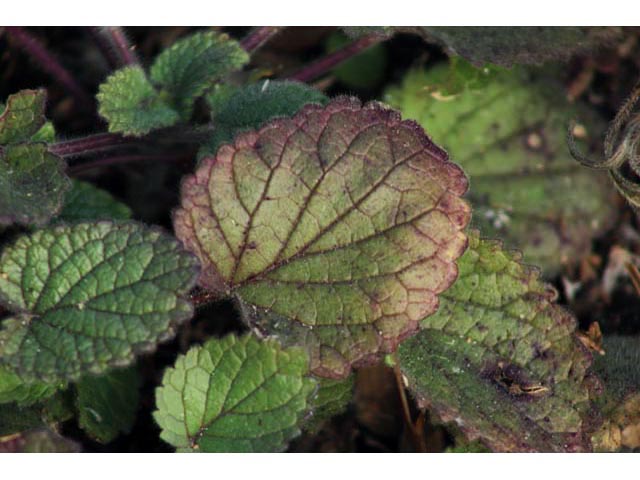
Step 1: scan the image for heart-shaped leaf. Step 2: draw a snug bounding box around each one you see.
[385,63,615,275]
[0,143,71,226]
[154,333,316,452]
[398,231,599,452]
[175,97,470,378]
[0,222,199,382]
[0,89,47,144]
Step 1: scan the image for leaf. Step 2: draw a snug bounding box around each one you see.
[75,366,141,443]
[200,80,328,159]
[58,179,132,222]
[0,366,61,406]
[591,335,640,451]
[97,66,180,137]
[154,333,316,452]
[175,97,470,378]
[0,392,74,436]
[304,375,354,433]
[344,27,620,67]
[397,231,599,452]
[0,221,199,382]
[385,63,615,275]
[0,143,71,226]
[150,31,249,120]
[0,428,80,452]
[326,31,388,90]
[0,89,47,144]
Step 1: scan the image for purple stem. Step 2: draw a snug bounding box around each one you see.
[288,34,381,83]
[103,27,139,66]
[69,152,187,175]
[86,27,121,69]
[49,133,132,158]
[241,26,282,54]
[5,27,94,110]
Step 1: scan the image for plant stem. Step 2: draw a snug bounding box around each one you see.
[102,27,139,66]
[288,33,381,83]
[50,133,131,158]
[69,152,185,175]
[86,27,121,69]
[4,27,94,110]
[241,26,282,54]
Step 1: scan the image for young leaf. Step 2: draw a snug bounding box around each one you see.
[385,64,615,275]
[58,179,132,222]
[0,89,47,144]
[0,366,61,406]
[0,222,199,382]
[154,333,316,452]
[175,97,470,378]
[150,31,249,120]
[97,66,179,137]
[75,366,141,443]
[201,80,328,158]
[398,231,598,452]
[0,143,71,226]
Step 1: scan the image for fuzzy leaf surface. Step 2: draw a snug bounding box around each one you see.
[0,143,71,226]
[154,333,316,452]
[150,31,249,119]
[0,90,47,144]
[58,180,132,222]
[385,63,614,275]
[0,222,199,382]
[398,231,598,452]
[201,80,328,158]
[75,366,141,443]
[175,98,470,378]
[97,66,179,137]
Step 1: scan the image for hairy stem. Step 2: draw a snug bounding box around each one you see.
[102,27,139,66]
[86,27,121,69]
[69,152,186,175]
[288,34,381,83]
[5,27,94,110]
[50,133,131,158]
[241,26,282,54]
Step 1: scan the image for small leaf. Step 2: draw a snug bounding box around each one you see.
[154,333,316,452]
[0,89,47,144]
[0,366,61,406]
[175,97,470,378]
[0,428,80,452]
[0,222,199,382]
[385,63,615,275]
[75,366,141,443]
[58,179,132,222]
[398,231,599,452]
[304,375,354,432]
[201,80,328,158]
[0,143,71,226]
[97,66,180,137]
[150,31,249,120]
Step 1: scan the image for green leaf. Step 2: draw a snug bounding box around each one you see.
[58,179,132,222]
[385,63,615,275]
[97,66,180,137]
[0,221,199,382]
[0,90,47,144]
[154,333,316,452]
[0,366,61,406]
[175,97,470,378]
[0,428,80,452]
[150,31,249,120]
[0,392,74,436]
[304,375,354,432]
[398,231,598,452]
[326,31,387,90]
[200,80,328,158]
[0,143,71,226]
[75,366,141,443]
